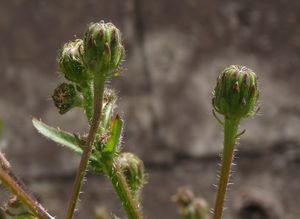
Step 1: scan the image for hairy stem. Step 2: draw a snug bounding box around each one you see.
[0,153,54,219]
[106,159,144,219]
[213,118,240,219]
[81,82,94,124]
[65,78,105,219]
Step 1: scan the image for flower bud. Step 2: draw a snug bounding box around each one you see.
[52,83,83,114]
[191,198,209,219]
[212,65,259,119]
[172,187,195,207]
[118,152,146,193]
[83,21,124,77]
[59,39,89,85]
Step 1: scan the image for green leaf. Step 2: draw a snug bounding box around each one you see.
[104,116,123,153]
[32,118,99,162]
[32,118,83,154]
[101,96,116,131]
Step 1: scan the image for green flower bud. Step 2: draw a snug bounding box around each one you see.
[59,39,89,85]
[118,152,146,193]
[83,21,125,77]
[52,83,83,114]
[212,65,259,120]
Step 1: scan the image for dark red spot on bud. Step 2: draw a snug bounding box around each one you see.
[222,72,227,82]
[250,85,256,96]
[233,81,239,93]
[99,29,104,40]
[232,71,238,80]
[104,43,111,56]
[111,29,117,44]
[242,74,249,85]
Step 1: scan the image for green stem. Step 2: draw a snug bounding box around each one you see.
[65,78,105,219]
[106,159,144,219]
[81,82,94,124]
[213,118,240,219]
[0,154,54,219]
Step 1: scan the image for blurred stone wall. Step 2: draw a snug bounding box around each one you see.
[0,0,300,218]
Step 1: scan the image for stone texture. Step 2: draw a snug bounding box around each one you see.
[0,0,300,219]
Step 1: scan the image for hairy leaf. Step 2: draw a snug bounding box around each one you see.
[104,116,123,153]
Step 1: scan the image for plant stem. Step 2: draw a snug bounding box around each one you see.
[106,159,144,219]
[0,153,54,219]
[65,78,105,219]
[82,82,94,124]
[213,118,240,219]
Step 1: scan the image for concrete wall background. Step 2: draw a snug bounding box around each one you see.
[0,0,300,218]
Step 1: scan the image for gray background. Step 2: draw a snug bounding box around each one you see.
[0,0,300,218]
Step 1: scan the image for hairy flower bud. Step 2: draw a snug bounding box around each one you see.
[212,65,259,120]
[59,39,89,85]
[52,83,83,114]
[83,21,124,77]
[118,152,146,193]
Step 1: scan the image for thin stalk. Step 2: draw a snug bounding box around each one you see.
[0,154,54,219]
[213,118,240,219]
[106,159,144,219]
[81,82,94,124]
[65,78,105,219]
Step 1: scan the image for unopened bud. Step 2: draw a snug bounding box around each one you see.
[172,187,195,207]
[212,65,259,119]
[118,152,146,193]
[83,21,124,77]
[59,39,89,85]
[52,83,83,114]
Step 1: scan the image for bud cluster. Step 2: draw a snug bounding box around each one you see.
[212,65,259,120]
[52,21,124,116]
[173,187,208,219]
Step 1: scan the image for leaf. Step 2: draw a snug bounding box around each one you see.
[32,118,83,154]
[104,116,123,153]
[101,97,116,131]
[32,118,99,162]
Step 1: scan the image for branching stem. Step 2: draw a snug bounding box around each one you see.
[0,153,54,219]
[65,77,105,219]
[213,118,240,219]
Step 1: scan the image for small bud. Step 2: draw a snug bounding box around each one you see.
[83,21,125,77]
[172,187,195,207]
[59,39,89,85]
[118,152,146,194]
[212,65,259,119]
[52,83,83,114]
[173,187,209,219]
[190,198,209,219]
